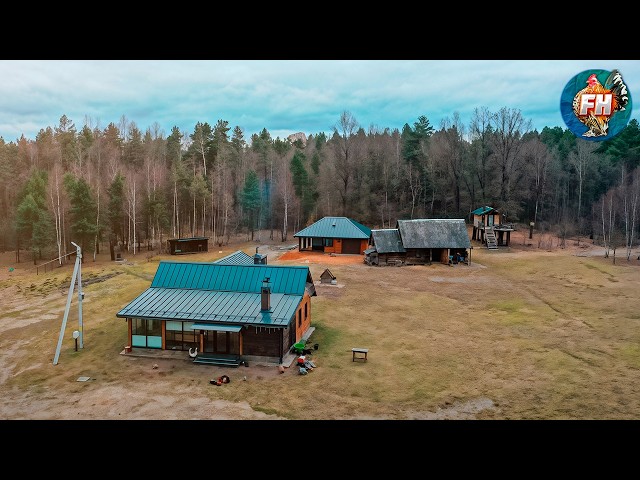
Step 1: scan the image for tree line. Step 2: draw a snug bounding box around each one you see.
[1,107,639,264]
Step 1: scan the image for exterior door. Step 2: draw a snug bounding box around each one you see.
[203,331,230,354]
[203,331,240,355]
[342,239,361,254]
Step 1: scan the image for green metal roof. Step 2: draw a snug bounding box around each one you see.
[471,206,495,216]
[371,229,406,253]
[116,261,316,328]
[116,289,301,327]
[396,219,471,249]
[150,261,314,296]
[213,250,254,265]
[293,216,371,239]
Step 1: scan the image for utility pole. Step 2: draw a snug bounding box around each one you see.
[53,242,84,365]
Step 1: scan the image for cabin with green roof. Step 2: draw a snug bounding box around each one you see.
[470,206,515,248]
[116,261,316,366]
[294,216,371,255]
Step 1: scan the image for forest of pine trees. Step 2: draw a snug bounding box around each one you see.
[1,107,639,264]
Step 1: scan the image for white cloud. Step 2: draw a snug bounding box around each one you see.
[0,60,638,141]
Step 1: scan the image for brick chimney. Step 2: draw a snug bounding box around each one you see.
[261,277,271,311]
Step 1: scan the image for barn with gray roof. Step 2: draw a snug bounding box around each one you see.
[365,219,471,266]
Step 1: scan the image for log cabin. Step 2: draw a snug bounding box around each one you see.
[365,219,471,266]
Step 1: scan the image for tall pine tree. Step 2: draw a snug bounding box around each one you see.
[64,173,98,258]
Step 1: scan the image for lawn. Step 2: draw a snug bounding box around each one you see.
[1,235,639,419]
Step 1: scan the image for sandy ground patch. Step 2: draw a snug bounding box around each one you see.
[1,229,639,420]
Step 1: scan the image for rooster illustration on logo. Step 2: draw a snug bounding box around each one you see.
[571,70,629,138]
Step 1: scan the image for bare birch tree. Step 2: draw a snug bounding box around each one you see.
[569,139,597,224]
[524,137,553,225]
[332,111,360,215]
[489,107,532,214]
[622,168,639,261]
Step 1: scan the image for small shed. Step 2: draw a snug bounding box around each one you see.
[167,237,209,255]
[320,268,337,284]
[365,229,406,266]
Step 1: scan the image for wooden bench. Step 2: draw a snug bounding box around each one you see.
[352,348,369,362]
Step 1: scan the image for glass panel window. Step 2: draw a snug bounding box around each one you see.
[166,331,183,350]
[323,238,333,247]
[166,321,182,331]
[216,332,227,353]
[133,319,146,335]
[183,322,195,332]
[147,319,161,337]
[204,331,215,353]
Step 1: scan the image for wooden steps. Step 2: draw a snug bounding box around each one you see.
[192,355,242,367]
[485,228,498,250]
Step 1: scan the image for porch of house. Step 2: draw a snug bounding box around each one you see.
[120,327,316,368]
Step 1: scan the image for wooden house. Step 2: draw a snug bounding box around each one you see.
[471,206,515,249]
[167,237,209,255]
[116,261,316,366]
[364,219,471,266]
[294,216,371,254]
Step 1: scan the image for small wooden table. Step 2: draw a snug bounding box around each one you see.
[352,348,369,362]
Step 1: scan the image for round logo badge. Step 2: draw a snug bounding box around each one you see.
[560,69,632,141]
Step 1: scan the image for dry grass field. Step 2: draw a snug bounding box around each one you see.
[1,229,639,420]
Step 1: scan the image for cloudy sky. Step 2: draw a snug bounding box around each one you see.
[0,60,638,143]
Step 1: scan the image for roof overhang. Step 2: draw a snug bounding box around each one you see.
[191,323,243,332]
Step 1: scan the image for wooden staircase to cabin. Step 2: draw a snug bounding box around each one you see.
[485,227,498,250]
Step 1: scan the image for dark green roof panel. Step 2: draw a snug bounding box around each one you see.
[213,250,254,265]
[116,288,301,327]
[293,216,371,239]
[471,206,495,216]
[150,261,312,295]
